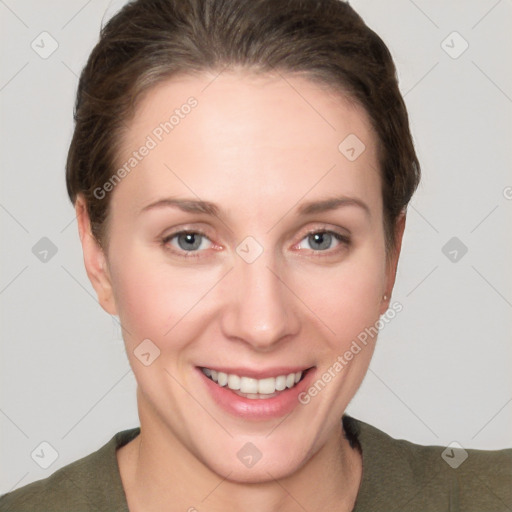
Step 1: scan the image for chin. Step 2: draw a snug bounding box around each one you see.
[197,435,313,484]
[212,457,304,484]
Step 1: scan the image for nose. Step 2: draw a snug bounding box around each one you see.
[220,251,300,351]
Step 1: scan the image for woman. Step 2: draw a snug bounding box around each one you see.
[1,0,510,510]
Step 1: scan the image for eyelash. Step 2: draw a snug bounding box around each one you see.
[161,228,351,259]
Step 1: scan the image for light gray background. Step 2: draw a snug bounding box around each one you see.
[1,0,511,493]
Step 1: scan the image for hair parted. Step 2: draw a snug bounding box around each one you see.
[66,0,420,253]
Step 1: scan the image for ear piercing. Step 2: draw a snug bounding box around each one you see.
[383,294,388,301]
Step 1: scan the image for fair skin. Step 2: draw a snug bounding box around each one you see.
[76,71,405,512]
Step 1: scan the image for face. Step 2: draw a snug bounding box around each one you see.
[78,70,404,482]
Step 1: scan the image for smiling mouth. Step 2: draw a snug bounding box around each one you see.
[200,367,311,399]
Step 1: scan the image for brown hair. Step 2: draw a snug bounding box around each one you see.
[66,0,420,254]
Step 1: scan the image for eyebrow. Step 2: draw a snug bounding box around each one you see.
[139,195,371,218]
[297,196,370,217]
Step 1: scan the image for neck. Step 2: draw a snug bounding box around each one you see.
[117,398,362,512]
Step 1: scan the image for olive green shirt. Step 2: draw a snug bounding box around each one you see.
[1,415,511,511]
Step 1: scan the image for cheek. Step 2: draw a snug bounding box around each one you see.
[107,244,218,345]
[107,243,166,341]
[295,246,387,342]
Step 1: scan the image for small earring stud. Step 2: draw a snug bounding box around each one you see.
[383,294,388,301]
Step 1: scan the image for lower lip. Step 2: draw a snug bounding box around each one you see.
[196,367,316,420]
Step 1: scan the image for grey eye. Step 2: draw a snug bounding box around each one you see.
[176,232,204,251]
[310,232,334,250]
[164,231,212,253]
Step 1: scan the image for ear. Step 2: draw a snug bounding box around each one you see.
[75,195,118,316]
[380,210,406,315]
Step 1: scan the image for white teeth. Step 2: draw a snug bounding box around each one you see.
[240,376,258,394]
[217,371,228,387]
[258,377,276,394]
[227,373,241,390]
[202,367,304,395]
[275,375,287,391]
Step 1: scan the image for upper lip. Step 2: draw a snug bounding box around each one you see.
[198,365,313,379]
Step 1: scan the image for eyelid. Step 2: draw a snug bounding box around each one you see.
[161,227,211,241]
[299,223,350,239]
[294,221,351,242]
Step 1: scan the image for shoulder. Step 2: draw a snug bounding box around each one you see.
[344,415,512,512]
[0,428,139,512]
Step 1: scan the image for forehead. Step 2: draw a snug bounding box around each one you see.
[113,71,381,220]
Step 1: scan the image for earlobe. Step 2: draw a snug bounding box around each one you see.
[75,195,118,316]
